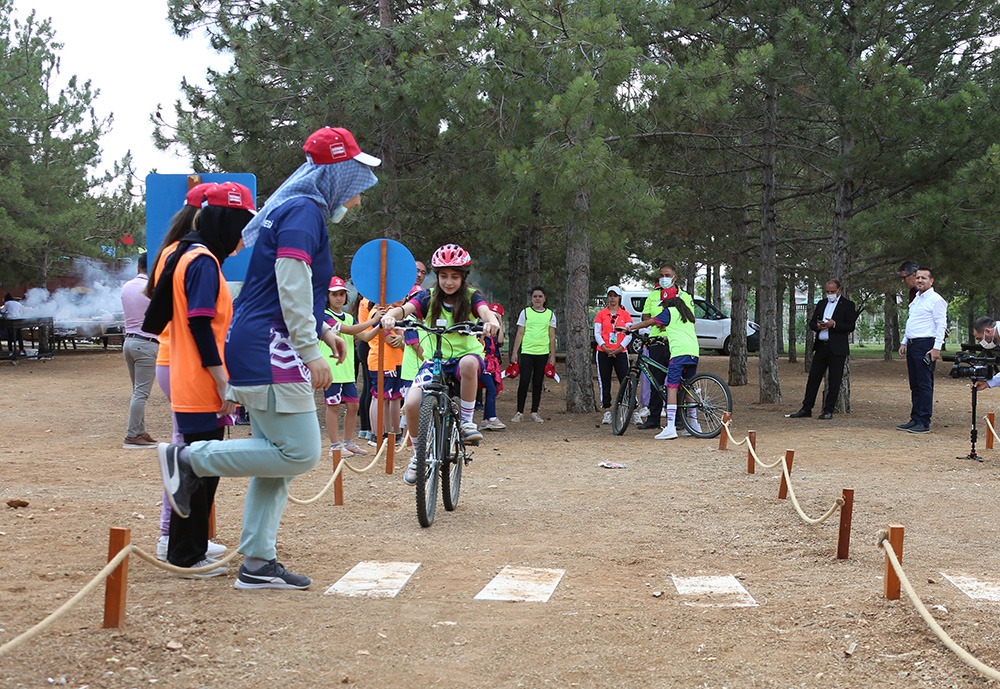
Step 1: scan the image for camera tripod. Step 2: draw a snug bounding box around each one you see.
[959,381,985,462]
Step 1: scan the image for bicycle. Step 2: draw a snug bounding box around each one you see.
[396,319,483,527]
[610,330,733,438]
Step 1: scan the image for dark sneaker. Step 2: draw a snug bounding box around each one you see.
[896,420,917,431]
[403,463,418,486]
[234,560,311,590]
[907,424,930,434]
[461,422,484,444]
[157,443,200,519]
[636,419,661,430]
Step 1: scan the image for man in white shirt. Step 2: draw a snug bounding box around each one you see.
[897,268,948,433]
[120,254,159,448]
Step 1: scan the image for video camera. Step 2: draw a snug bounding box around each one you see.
[946,344,1000,381]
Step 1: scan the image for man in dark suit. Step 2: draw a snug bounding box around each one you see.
[787,279,858,420]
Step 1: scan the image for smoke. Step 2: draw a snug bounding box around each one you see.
[21,258,135,321]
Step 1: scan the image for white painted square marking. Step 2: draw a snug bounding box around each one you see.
[670,574,758,608]
[475,566,565,602]
[941,572,1000,602]
[324,561,420,598]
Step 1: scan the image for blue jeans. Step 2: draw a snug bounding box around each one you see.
[188,387,321,561]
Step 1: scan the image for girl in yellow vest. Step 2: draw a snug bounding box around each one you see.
[321,277,384,456]
[379,244,500,485]
[510,286,557,423]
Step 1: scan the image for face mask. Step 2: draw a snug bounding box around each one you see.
[826,293,838,303]
[659,277,674,289]
[330,205,349,224]
[980,332,997,350]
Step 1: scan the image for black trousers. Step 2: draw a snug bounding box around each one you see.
[646,342,671,420]
[516,353,547,414]
[801,340,847,413]
[168,427,222,567]
[906,337,936,425]
[357,340,372,433]
[596,349,630,409]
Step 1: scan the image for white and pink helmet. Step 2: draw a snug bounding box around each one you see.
[431,243,472,270]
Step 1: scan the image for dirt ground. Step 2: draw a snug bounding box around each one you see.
[3,350,1000,688]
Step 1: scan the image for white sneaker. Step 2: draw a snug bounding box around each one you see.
[655,427,678,440]
[510,412,524,423]
[529,412,544,423]
[173,557,228,579]
[632,412,642,425]
[403,463,418,486]
[461,422,484,444]
[157,536,227,561]
[601,411,612,425]
[480,417,506,430]
[637,406,650,421]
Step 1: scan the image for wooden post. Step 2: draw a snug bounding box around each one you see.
[988,413,995,450]
[836,489,854,560]
[719,412,731,451]
[208,502,216,540]
[884,524,904,600]
[333,448,344,506]
[387,431,396,475]
[378,239,389,469]
[746,430,756,474]
[777,450,794,499]
[103,527,130,629]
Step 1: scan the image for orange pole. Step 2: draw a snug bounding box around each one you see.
[333,448,344,506]
[103,527,130,629]
[884,524,904,600]
[377,240,388,465]
[208,503,216,540]
[387,431,396,474]
[719,412,731,451]
[746,430,756,474]
[988,413,995,450]
[777,450,794,499]
[837,488,854,560]
[186,174,202,190]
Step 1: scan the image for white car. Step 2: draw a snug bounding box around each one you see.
[616,290,760,355]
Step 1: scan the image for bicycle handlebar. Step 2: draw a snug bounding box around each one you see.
[614,327,667,347]
[397,319,484,336]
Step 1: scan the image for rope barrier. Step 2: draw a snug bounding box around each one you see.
[879,536,1000,683]
[287,430,410,505]
[720,419,844,526]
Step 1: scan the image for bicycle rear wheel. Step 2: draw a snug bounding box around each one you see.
[611,372,638,436]
[441,398,463,511]
[679,373,732,439]
[415,395,442,527]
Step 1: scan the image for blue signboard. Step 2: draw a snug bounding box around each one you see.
[145,173,257,282]
[350,239,417,304]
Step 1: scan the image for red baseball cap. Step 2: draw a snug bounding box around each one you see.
[303,127,381,167]
[185,182,216,208]
[489,302,505,316]
[203,182,257,214]
[328,276,348,292]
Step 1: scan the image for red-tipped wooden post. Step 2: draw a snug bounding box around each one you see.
[988,413,995,450]
[208,502,216,540]
[103,527,130,628]
[378,239,388,467]
[884,524,904,600]
[719,412,731,451]
[333,448,344,506]
[746,430,756,474]
[777,450,794,499]
[837,489,854,560]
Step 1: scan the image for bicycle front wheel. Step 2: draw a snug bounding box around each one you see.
[611,372,638,436]
[679,373,733,439]
[441,398,463,511]
[415,394,442,527]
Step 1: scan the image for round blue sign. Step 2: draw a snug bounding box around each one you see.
[350,238,418,304]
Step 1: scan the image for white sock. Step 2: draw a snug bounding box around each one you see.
[461,400,475,424]
[666,404,677,429]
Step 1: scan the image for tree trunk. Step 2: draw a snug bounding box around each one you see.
[758,79,781,404]
[787,272,797,364]
[728,164,753,387]
[706,263,714,302]
[564,190,594,413]
[884,290,897,361]
[713,264,722,306]
[777,277,786,355]
[805,280,815,372]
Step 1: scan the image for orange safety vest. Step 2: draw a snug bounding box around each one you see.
[168,246,233,413]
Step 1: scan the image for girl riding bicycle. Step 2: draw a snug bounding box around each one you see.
[624,286,699,440]
[380,244,500,483]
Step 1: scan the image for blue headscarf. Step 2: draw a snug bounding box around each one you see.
[241,159,378,247]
